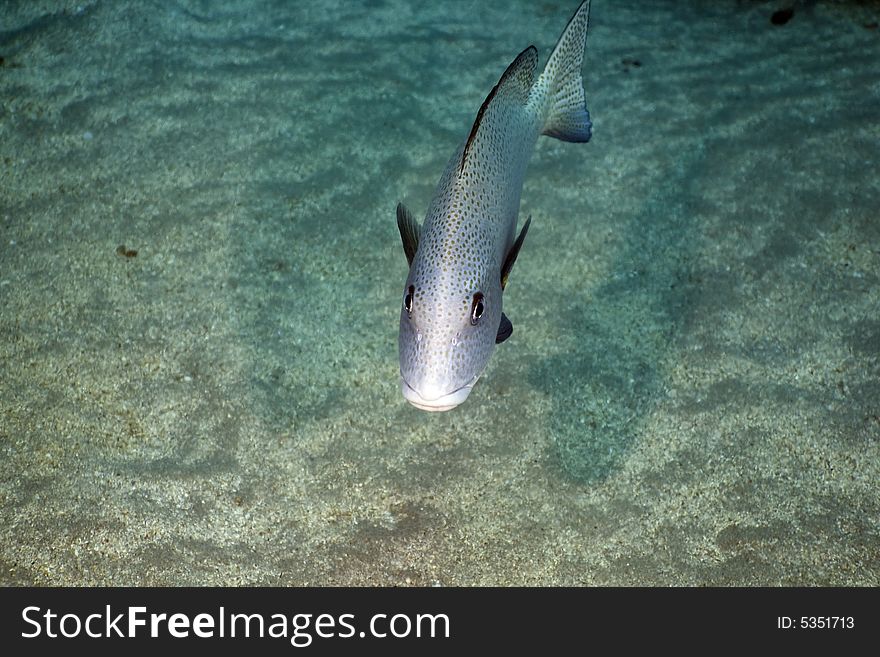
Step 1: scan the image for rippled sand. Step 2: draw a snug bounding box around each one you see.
[1,0,878,585]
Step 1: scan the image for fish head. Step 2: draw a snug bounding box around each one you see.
[398,272,502,411]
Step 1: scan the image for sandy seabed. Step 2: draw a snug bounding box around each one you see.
[1,0,878,585]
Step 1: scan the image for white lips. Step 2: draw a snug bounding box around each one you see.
[400,376,476,412]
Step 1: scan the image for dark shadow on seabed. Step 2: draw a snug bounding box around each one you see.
[528,142,704,483]
[529,0,880,487]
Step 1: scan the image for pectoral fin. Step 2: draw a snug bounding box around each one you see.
[500,215,531,290]
[496,313,513,343]
[396,202,420,266]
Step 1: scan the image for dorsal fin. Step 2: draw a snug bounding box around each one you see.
[500,215,531,289]
[459,46,538,176]
[396,202,420,266]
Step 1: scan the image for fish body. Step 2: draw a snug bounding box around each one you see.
[397,0,593,411]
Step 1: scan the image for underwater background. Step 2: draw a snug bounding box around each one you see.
[1,0,878,585]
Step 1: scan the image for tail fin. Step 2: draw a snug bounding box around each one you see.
[539,0,592,143]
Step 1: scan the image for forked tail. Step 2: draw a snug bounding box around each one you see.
[537,0,592,143]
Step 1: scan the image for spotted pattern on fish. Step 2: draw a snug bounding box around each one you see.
[397,0,593,411]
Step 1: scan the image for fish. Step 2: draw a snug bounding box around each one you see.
[396,0,593,411]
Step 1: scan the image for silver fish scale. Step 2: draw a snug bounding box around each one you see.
[401,47,547,395]
[399,0,591,409]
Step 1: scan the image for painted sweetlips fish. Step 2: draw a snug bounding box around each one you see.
[396,0,593,411]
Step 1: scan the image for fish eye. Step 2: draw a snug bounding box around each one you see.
[470,292,484,325]
[404,285,414,316]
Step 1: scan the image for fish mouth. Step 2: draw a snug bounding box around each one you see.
[400,376,477,412]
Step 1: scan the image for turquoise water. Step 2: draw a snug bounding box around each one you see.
[1,0,878,585]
